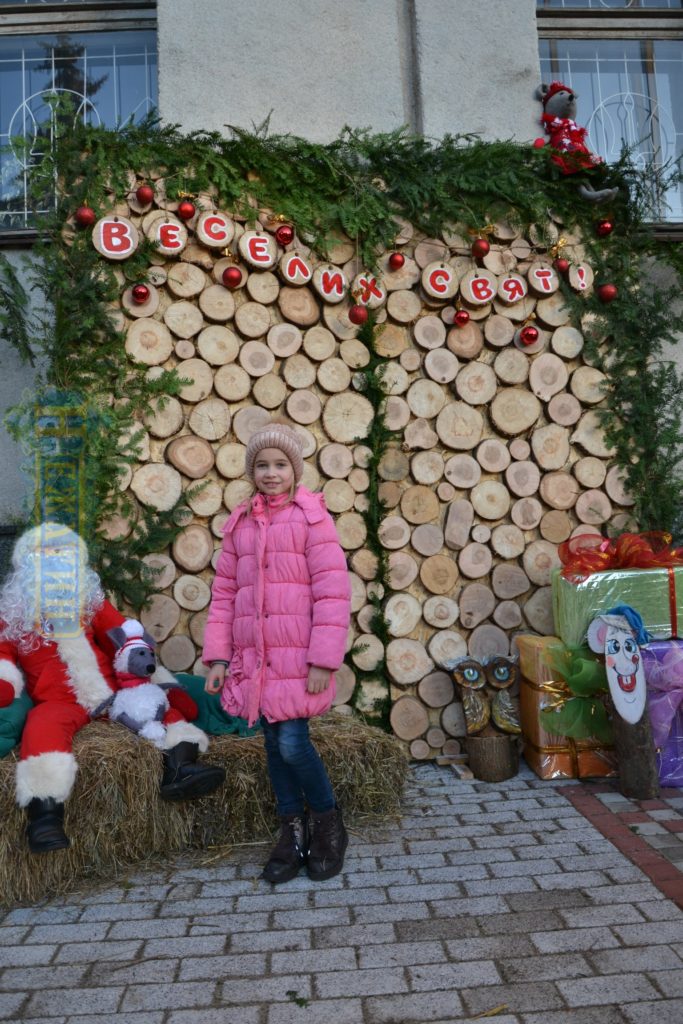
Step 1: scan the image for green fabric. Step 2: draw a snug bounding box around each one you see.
[174,674,260,737]
[551,566,683,648]
[0,691,33,758]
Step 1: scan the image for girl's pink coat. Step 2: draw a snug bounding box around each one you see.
[203,487,351,726]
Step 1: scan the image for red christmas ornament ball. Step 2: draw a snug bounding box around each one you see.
[135,184,155,205]
[471,238,490,259]
[519,325,539,347]
[553,257,570,276]
[596,219,614,238]
[388,251,405,271]
[177,199,196,221]
[222,266,243,289]
[131,283,150,305]
[597,283,618,304]
[533,137,546,149]
[275,224,294,246]
[74,205,96,228]
[454,309,471,327]
[348,304,369,326]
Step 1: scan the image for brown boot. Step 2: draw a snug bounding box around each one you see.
[307,806,348,881]
[262,814,307,884]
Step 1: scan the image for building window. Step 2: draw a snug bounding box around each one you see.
[537,1,683,223]
[0,3,156,233]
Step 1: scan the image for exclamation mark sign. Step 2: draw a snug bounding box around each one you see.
[577,266,587,290]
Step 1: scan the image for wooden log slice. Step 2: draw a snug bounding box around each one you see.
[122,283,159,319]
[459,583,496,629]
[126,318,174,366]
[423,595,459,629]
[319,443,353,479]
[378,515,412,550]
[322,478,355,513]
[406,379,446,419]
[141,553,176,591]
[131,464,182,511]
[490,388,541,436]
[413,315,447,350]
[551,325,584,360]
[420,553,459,594]
[232,406,271,444]
[214,363,251,401]
[140,594,180,643]
[166,434,215,477]
[252,373,287,409]
[547,392,582,427]
[352,634,384,672]
[159,635,196,673]
[494,293,536,324]
[490,523,525,559]
[605,465,635,507]
[385,593,422,637]
[454,362,497,406]
[528,353,569,401]
[375,323,408,358]
[491,563,531,599]
[535,292,569,328]
[531,424,570,471]
[446,322,484,361]
[523,586,555,635]
[144,396,184,438]
[444,454,480,490]
[188,398,231,441]
[570,365,607,405]
[445,499,474,550]
[199,284,236,323]
[235,301,272,339]
[575,488,613,525]
[215,442,246,479]
[419,671,455,708]
[569,263,594,293]
[509,438,531,461]
[240,339,277,381]
[441,701,467,738]
[186,476,224,517]
[334,511,366,550]
[197,324,239,365]
[350,548,378,581]
[175,358,213,403]
[348,572,367,613]
[459,269,498,307]
[484,314,515,348]
[164,300,204,340]
[323,393,374,443]
[539,471,580,510]
[317,358,352,394]
[539,509,572,544]
[411,523,444,557]
[424,348,459,384]
[573,456,606,489]
[172,524,214,573]
[189,609,209,647]
[411,451,444,486]
[436,402,484,451]
[339,338,370,367]
[458,542,493,579]
[493,347,529,385]
[378,448,410,481]
[302,324,335,361]
[470,481,511,521]
[287,389,322,425]
[387,642,435,687]
[471,524,491,544]
[428,630,468,670]
[410,739,431,760]
[387,289,422,324]
[523,539,561,586]
[332,663,357,707]
[414,237,449,268]
[173,574,212,611]
[399,348,422,372]
[246,271,280,305]
[211,512,229,539]
[388,550,420,591]
[510,497,543,530]
[468,624,510,661]
[527,260,560,297]
[266,322,302,358]
[504,460,541,498]
[390,696,430,739]
[322,304,358,342]
[401,484,440,525]
[283,352,316,389]
[403,418,438,450]
[493,600,523,630]
[476,439,510,474]
[571,411,615,458]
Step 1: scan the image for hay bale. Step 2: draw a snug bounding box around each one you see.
[0,715,407,906]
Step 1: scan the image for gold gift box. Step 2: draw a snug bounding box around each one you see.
[517,634,617,781]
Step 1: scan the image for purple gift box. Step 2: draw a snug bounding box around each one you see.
[642,639,683,787]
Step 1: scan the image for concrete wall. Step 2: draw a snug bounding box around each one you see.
[158,0,541,142]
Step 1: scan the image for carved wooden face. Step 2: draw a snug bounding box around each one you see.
[453,658,486,690]
[485,656,518,691]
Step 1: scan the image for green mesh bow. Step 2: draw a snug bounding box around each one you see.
[539,644,612,744]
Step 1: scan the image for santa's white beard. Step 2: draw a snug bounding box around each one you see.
[0,562,104,649]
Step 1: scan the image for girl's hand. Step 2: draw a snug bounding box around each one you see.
[205,663,227,694]
[306,665,332,694]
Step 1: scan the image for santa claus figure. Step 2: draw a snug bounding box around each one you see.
[0,522,225,853]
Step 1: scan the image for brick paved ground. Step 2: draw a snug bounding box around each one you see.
[2,762,683,1023]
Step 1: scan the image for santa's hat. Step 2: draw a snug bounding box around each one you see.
[542,81,573,106]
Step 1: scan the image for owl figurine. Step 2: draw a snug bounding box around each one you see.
[485,656,521,734]
[453,658,490,734]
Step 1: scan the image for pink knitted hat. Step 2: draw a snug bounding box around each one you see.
[245,422,305,483]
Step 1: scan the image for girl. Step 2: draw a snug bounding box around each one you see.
[204,421,351,884]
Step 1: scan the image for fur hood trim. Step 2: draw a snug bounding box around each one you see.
[55,633,114,712]
[0,658,25,698]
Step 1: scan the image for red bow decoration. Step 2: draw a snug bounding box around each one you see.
[559,532,683,583]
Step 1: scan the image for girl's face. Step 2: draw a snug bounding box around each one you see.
[253,447,295,496]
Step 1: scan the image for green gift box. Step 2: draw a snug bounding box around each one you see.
[551,565,683,647]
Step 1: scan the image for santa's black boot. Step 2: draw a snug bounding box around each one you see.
[26,798,70,853]
[160,742,225,801]
[262,814,307,884]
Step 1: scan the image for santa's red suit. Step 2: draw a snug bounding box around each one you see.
[0,599,208,808]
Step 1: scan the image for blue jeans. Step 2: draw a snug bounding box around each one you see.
[261,717,335,816]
